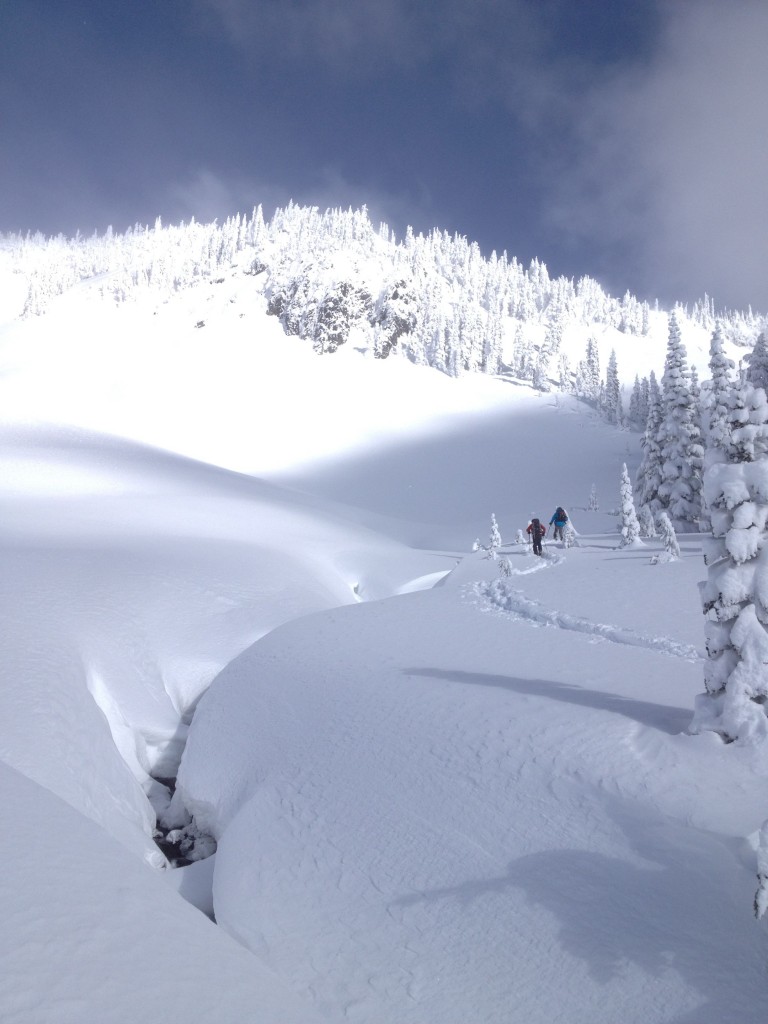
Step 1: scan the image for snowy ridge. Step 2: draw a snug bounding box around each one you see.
[2,204,763,400]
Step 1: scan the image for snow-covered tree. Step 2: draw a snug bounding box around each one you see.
[745,332,768,392]
[699,324,737,534]
[635,371,664,512]
[640,375,650,425]
[374,278,417,359]
[689,364,701,402]
[690,380,768,746]
[487,513,502,559]
[575,337,601,403]
[618,464,643,547]
[313,282,373,354]
[543,303,566,362]
[512,326,534,381]
[603,349,623,425]
[628,375,645,429]
[556,352,572,392]
[532,351,551,392]
[588,484,599,511]
[705,324,736,454]
[638,504,657,538]
[728,382,768,464]
[655,511,680,561]
[657,313,703,524]
[585,337,601,400]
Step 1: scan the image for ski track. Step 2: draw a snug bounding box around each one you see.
[495,547,565,575]
[469,578,702,662]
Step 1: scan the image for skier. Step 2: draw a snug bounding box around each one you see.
[549,506,569,542]
[526,517,547,556]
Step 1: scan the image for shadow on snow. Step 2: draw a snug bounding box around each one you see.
[404,667,691,735]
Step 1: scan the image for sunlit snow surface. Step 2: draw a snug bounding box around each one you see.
[1,275,767,1022]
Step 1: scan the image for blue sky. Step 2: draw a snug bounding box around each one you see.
[2,0,768,311]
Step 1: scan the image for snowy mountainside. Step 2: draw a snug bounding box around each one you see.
[2,218,768,1021]
[1,204,762,395]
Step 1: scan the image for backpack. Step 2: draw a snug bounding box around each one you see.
[531,518,542,537]
[556,507,567,522]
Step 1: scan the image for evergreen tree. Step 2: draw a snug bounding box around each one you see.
[688,361,703,432]
[628,375,643,429]
[582,337,601,402]
[691,383,768,743]
[573,359,588,399]
[635,371,664,512]
[705,325,736,454]
[699,324,736,533]
[588,484,599,511]
[618,464,642,546]
[482,303,505,375]
[532,351,551,392]
[543,303,566,361]
[723,380,768,464]
[655,511,681,560]
[313,282,371,354]
[513,326,534,381]
[640,375,650,426]
[638,504,657,538]
[557,352,571,392]
[603,349,622,425]
[487,513,502,560]
[657,313,703,524]
[689,364,701,403]
[745,331,768,392]
[375,278,417,358]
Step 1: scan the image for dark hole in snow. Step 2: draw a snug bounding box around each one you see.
[151,775,216,869]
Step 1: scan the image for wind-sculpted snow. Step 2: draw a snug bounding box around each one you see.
[176,569,767,1023]
[0,763,329,1024]
[471,579,703,662]
[0,424,445,864]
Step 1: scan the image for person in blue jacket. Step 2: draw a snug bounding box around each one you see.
[549,506,568,542]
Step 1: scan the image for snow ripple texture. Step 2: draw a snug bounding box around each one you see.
[470,579,702,662]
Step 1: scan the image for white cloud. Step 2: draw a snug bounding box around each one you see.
[545,1,768,311]
[163,166,432,243]
[291,166,436,239]
[181,2,768,312]
[189,0,432,73]
[164,169,289,224]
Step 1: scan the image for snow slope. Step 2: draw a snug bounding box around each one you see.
[0,761,328,1024]
[1,272,767,1022]
[178,545,768,1023]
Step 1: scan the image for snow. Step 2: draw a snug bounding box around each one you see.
[2,269,768,1022]
[0,762,325,1024]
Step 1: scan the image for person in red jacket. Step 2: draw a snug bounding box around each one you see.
[526,517,546,556]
